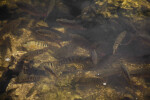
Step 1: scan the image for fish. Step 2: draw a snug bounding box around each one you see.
[0,88,17,100]
[6,88,17,95]
[71,77,103,90]
[16,2,47,17]
[32,41,48,47]
[0,68,15,94]
[23,41,49,48]
[137,32,150,46]
[56,18,86,30]
[14,47,49,74]
[39,61,57,69]
[124,54,150,64]
[70,34,93,50]
[120,65,131,82]
[0,37,11,66]
[113,31,127,54]
[130,68,150,77]
[32,26,63,37]
[90,49,98,65]
[15,74,42,83]
[88,68,120,78]
[40,56,91,68]
[0,48,49,94]
[0,18,23,38]
[26,85,36,97]
[26,82,41,97]
[23,67,47,76]
[57,56,91,65]
[32,33,59,43]
[0,66,8,71]
[44,0,55,20]
[4,37,12,52]
[43,66,57,77]
[7,56,16,69]
[138,32,150,41]
[61,33,94,52]
[22,47,49,60]
[39,62,58,77]
[31,29,62,45]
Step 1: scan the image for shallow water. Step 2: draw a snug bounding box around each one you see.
[0,0,150,100]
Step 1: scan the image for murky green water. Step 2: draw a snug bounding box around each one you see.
[0,0,150,100]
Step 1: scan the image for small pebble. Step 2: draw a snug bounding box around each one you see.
[103,82,106,85]
[5,58,10,61]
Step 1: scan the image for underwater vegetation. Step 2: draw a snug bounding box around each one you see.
[0,0,150,100]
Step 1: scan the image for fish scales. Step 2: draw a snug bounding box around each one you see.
[40,61,57,68]
[113,31,127,54]
[24,41,49,48]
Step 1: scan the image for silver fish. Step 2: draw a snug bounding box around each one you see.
[113,31,127,54]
